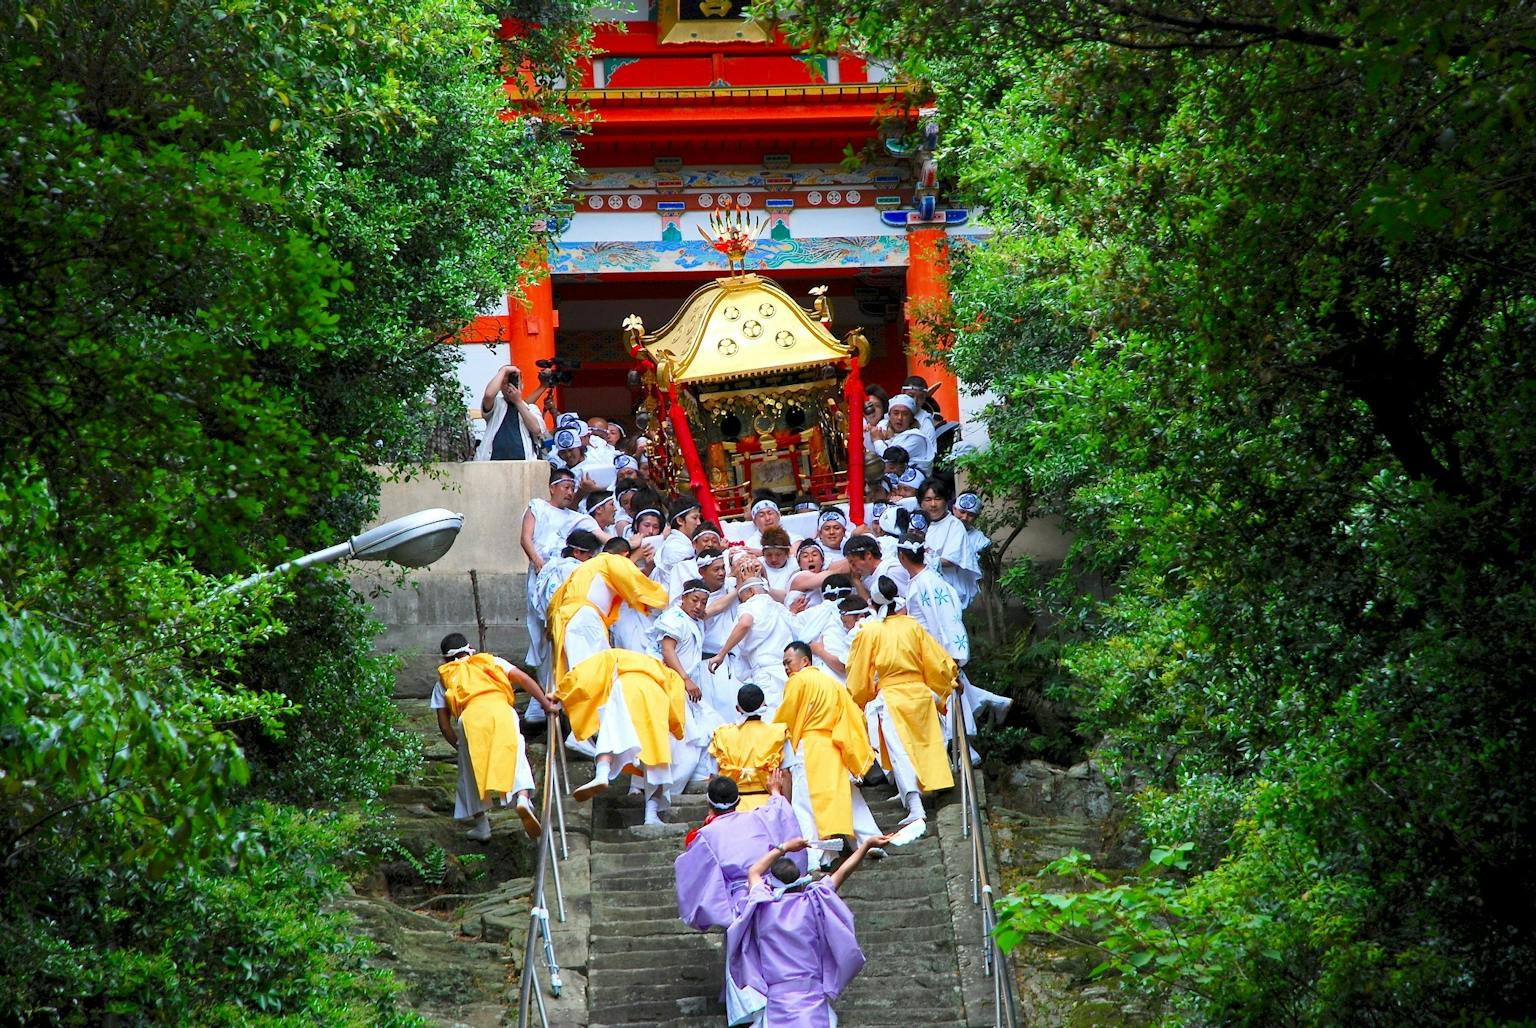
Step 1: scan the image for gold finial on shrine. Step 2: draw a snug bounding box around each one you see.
[699,200,766,276]
[843,326,871,364]
[622,314,645,347]
[809,284,831,326]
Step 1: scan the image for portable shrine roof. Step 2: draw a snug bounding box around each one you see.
[635,274,852,387]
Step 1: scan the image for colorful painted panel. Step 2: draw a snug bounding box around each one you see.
[549,236,906,275]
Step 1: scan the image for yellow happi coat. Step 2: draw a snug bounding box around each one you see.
[846,613,957,793]
[547,552,669,679]
[437,653,525,802]
[774,666,876,836]
[556,650,686,769]
[708,718,788,813]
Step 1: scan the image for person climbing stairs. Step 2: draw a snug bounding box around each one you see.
[580,781,969,1028]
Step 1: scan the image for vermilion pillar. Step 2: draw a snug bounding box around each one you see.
[904,227,960,422]
[508,248,558,422]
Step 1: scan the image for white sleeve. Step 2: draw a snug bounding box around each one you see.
[429,681,447,710]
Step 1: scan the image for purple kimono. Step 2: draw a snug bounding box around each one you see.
[675,796,807,930]
[724,879,865,1028]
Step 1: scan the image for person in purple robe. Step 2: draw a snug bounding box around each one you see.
[675,770,806,1025]
[725,833,890,1028]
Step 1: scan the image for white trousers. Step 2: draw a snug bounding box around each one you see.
[452,715,536,820]
[559,607,612,755]
[702,661,743,726]
[664,698,724,801]
[588,669,670,789]
[869,698,922,802]
[725,947,767,1026]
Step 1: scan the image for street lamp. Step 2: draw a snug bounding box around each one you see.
[230,508,465,591]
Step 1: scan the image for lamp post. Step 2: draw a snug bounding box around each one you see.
[230,508,465,592]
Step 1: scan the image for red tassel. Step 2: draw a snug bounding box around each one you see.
[666,382,722,527]
[844,356,867,526]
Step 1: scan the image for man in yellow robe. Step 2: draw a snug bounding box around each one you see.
[776,642,884,851]
[845,575,958,825]
[709,684,788,813]
[435,633,559,840]
[557,649,687,825]
[546,550,669,680]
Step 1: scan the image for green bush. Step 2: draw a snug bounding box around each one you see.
[237,579,421,804]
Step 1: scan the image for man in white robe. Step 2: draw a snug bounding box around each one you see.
[793,575,855,674]
[520,468,592,685]
[523,528,600,725]
[872,394,934,473]
[844,534,909,603]
[708,579,794,713]
[653,497,704,591]
[649,579,726,799]
[740,498,798,551]
[897,535,1012,736]
[918,480,983,607]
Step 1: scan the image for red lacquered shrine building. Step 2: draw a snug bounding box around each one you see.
[459,1,972,504]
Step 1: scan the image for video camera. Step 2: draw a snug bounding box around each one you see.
[536,356,582,388]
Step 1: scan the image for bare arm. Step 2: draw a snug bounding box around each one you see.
[660,636,702,702]
[827,835,889,892]
[508,663,560,713]
[520,507,542,572]
[436,706,457,748]
[703,592,738,618]
[481,366,512,414]
[745,837,808,891]
[788,561,851,592]
[707,614,753,672]
[810,639,846,678]
[515,392,547,438]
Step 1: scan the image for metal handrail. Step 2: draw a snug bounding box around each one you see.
[952,703,1021,1028]
[517,715,571,1028]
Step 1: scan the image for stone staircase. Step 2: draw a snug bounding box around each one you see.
[573,782,973,1028]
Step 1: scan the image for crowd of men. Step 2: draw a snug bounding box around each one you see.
[431,364,1006,1026]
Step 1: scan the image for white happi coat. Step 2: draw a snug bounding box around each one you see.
[904,566,969,665]
[648,606,723,797]
[729,593,794,709]
[921,513,981,607]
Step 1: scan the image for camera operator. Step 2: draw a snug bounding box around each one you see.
[475,364,549,462]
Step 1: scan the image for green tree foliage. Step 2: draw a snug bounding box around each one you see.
[1,0,589,1017]
[774,0,1536,1020]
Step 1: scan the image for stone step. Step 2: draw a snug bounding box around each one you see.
[587,998,725,1024]
[589,1019,722,1028]
[590,944,724,973]
[591,915,698,937]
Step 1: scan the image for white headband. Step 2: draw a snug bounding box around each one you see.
[818,509,847,526]
[738,577,768,592]
[708,797,738,811]
[680,584,711,599]
[445,645,475,659]
[772,873,813,898]
[888,394,918,412]
[633,507,663,523]
[696,553,726,569]
[750,499,779,518]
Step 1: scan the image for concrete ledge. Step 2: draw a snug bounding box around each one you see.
[357,461,547,695]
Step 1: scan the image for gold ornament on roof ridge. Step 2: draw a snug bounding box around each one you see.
[699,199,766,276]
